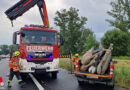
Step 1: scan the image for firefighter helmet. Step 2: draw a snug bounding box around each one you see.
[75,53,79,57]
[14,51,21,56]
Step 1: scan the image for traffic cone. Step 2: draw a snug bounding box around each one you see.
[0,77,5,87]
[0,77,2,83]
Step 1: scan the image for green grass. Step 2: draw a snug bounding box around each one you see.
[59,58,130,90]
[113,56,130,60]
[59,58,74,71]
[115,66,130,90]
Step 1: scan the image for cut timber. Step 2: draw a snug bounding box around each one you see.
[81,48,94,65]
[97,44,113,75]
[80,55,97,71]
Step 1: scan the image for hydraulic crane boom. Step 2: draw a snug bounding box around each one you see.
[5,0,49,27]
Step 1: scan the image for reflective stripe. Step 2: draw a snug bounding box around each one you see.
[110,72,113,74]
[10,57,20,72]
[110,69,113,71]
[8,80,11,83]
[13,66,20,72]
[18,80,22,82]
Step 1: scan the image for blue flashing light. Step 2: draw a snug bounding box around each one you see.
[49,54,53,59]
[24,25,29,27]
[27,55,33,59]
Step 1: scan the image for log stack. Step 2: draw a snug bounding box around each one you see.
[80,43,113,75]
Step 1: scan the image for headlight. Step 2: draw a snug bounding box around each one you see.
[23,65,27,70]
[54,64,58,69]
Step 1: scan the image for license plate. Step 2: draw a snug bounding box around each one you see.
[36,65,44,68]
[87,75,98,79]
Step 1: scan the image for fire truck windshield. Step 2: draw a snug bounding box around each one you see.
[21,30,57,45]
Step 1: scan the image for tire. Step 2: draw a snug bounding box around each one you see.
[51,72,57,79]
[78,80,84,85]
[107,79,114,89]
[20,73,28,81]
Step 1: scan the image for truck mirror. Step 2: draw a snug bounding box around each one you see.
[13,32,17,44]
[21,32,25,37]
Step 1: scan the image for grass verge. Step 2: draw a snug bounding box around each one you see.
[113,56,130,60]
[115,66,130,89]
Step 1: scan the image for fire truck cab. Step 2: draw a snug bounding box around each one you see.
[13,24,63,78]
[5,0,64,79]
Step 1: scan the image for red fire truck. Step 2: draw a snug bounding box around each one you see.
[5,0,63,79]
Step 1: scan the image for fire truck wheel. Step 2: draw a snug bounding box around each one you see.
[51,72,57,79]
[20,73,28,81]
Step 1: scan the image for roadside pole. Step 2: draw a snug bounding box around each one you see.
[70,51,73,74]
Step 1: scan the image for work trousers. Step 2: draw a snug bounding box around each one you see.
[9,69,21,81]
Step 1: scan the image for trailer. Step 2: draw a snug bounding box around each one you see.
[74,60,115,89]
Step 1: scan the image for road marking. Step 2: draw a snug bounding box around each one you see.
[29,73,45,90]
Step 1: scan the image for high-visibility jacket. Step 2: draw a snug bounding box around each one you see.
[73,57,80,64]
[9,56,20,72]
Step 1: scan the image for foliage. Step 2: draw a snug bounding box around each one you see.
[85,34,99,51]
[54,7,97,55]
[59,58,74,71]
[9,44,19,55]
[101,29,129,56]
[107,0,130,56]
[0,44,19,55]
[0,45,9,55]
[115,66,130,89]
[9,45,19,52]
[113,56,130,60]
[107,0,130,32]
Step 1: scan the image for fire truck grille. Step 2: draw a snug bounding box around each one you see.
[27,51,53,59]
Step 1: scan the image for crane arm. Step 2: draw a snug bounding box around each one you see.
[5,0,49,27]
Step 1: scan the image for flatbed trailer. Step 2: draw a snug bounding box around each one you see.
[74,61,115,89]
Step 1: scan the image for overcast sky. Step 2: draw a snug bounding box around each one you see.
[0,0,114,45]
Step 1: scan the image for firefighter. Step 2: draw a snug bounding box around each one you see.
[8,51,25,87]
[73,53,81,69]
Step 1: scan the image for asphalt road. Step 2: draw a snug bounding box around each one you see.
[0,58,127,90]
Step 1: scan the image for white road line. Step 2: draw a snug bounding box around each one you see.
[29,73,45,90]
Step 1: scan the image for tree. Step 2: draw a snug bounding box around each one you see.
[75,28,96,54]
[9,44,19,54]
[107,0,130,55]
[107,0,130,32]
[54,7,88,54]
[101,29,129,56]
[85,34,99,51]
[0,45,9,55]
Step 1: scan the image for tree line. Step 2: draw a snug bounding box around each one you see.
[54,0,130,56]
[0,45,18,55]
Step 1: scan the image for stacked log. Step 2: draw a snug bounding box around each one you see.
[80,43,113,75]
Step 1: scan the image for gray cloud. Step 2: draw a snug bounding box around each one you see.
[0,0,113,44]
